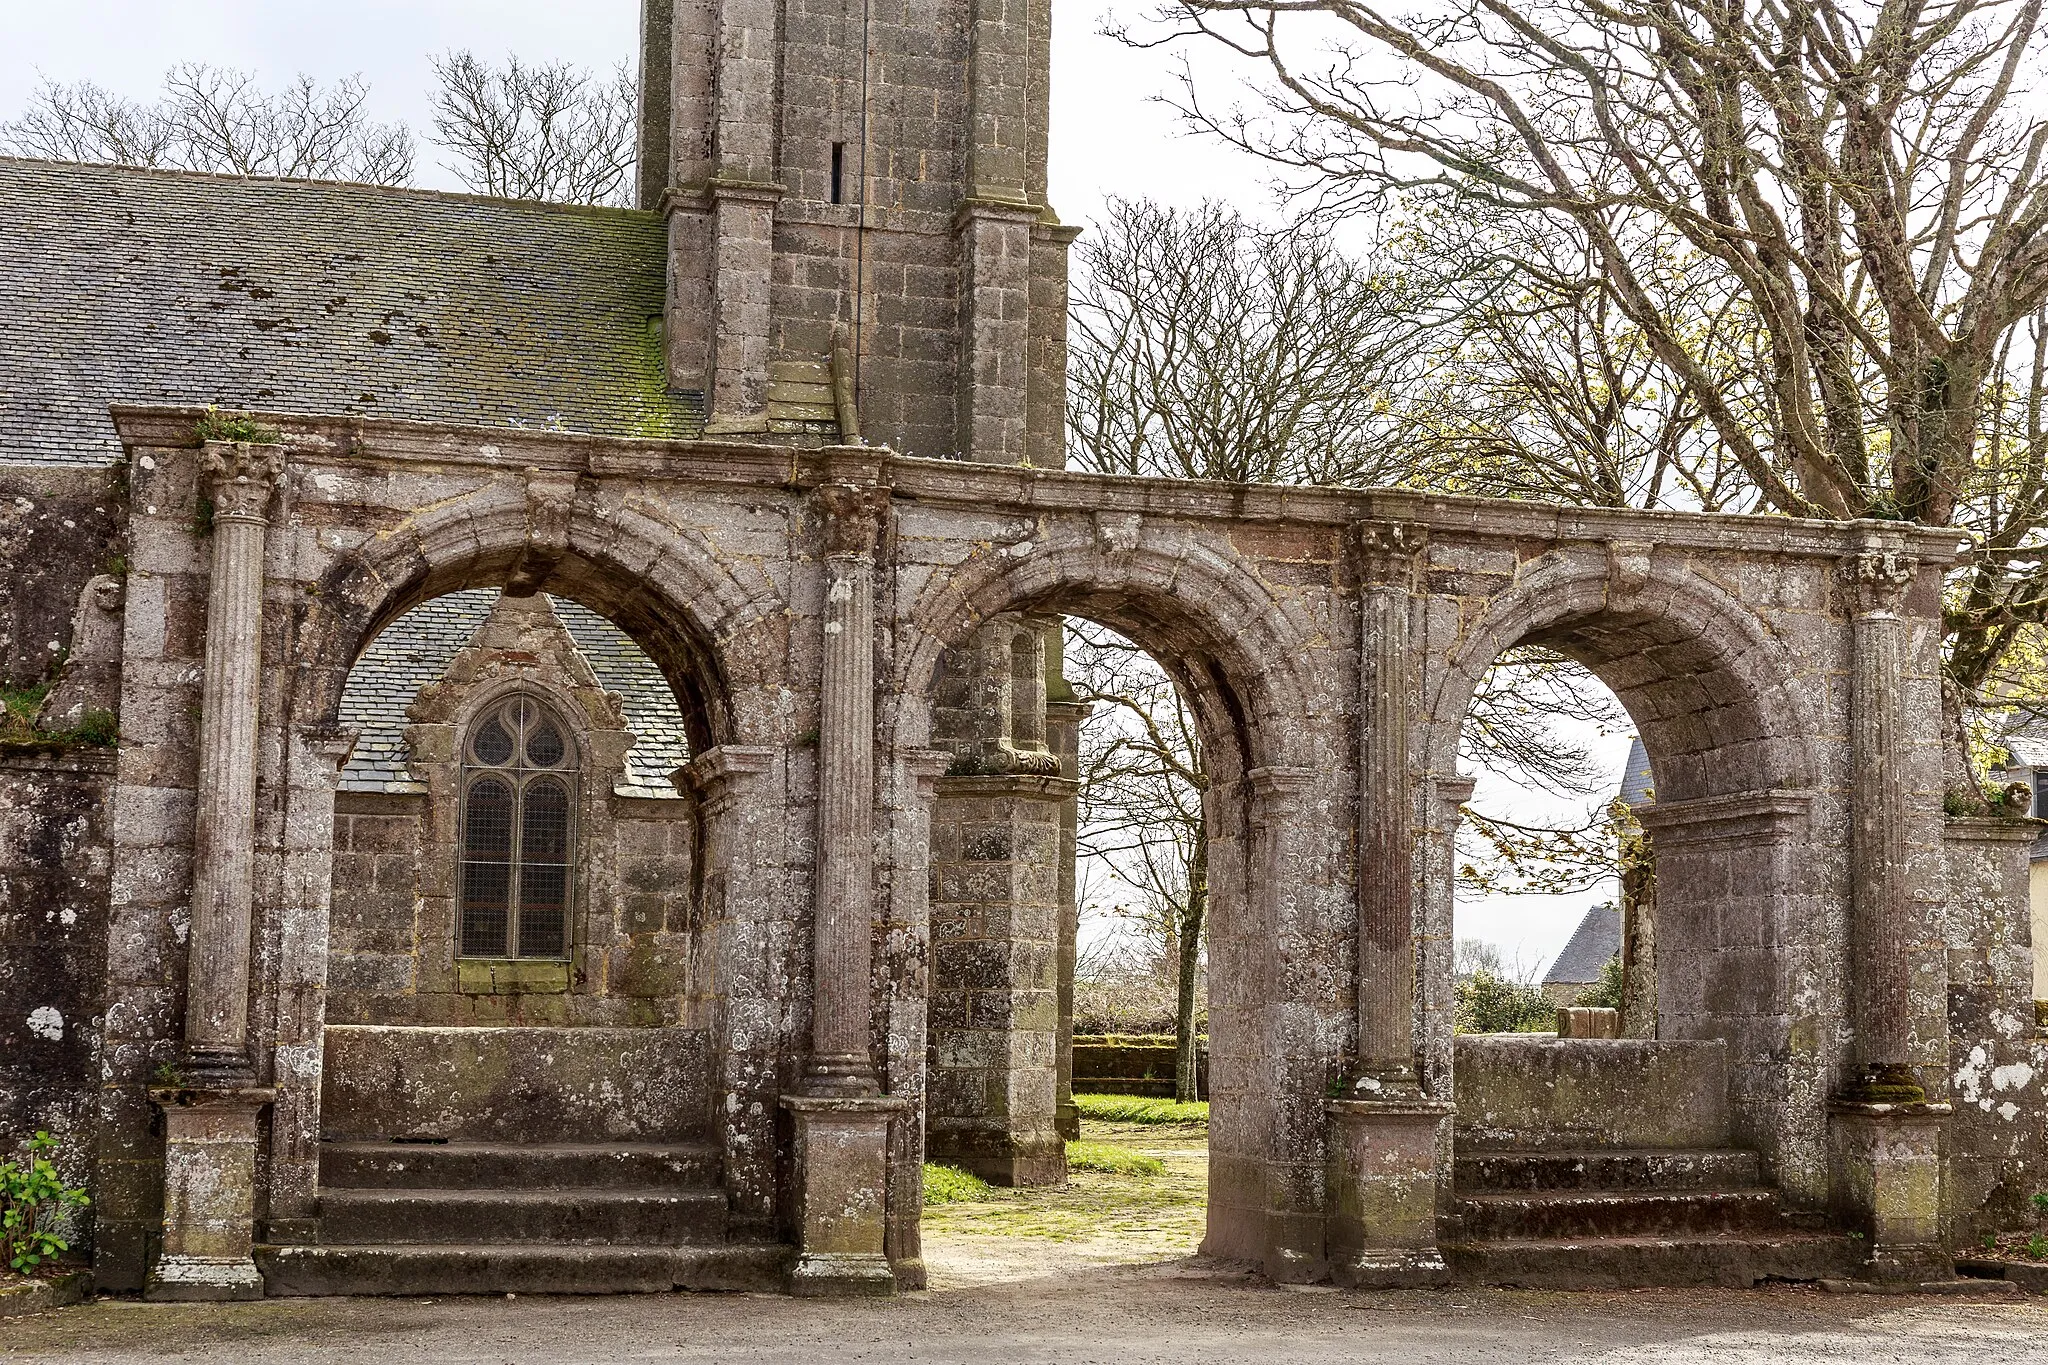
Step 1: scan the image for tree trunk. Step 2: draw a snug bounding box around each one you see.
[1175,825,1209,1104]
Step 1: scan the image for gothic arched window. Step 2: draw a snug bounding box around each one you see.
[458,695,576,959]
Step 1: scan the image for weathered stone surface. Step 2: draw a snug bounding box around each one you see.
[1454,1037,1730,1151]
[320,1025,713,1143]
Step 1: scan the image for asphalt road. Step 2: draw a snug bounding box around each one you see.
[9,1265,2048,1364]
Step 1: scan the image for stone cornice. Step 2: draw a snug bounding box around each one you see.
[1633,789,1815,841]
[105,406,1971,567]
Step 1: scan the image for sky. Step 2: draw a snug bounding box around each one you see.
[1,2,1601,975]
[0,0,1275,221]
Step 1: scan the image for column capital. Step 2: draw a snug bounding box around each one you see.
[1349,520,1427,586]
[813,483,890,559]
[1839,549,1916,617]
[201,441,283,523]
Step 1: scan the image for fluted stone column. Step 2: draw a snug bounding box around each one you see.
[183,441,281,1078]
[1351,522,1424,1095]
[1831,536,1950,1283]
[1839,543,1922,1104]
[150,440,281,1302]
[785,481,903,1296]
[1328,527,1455,1287]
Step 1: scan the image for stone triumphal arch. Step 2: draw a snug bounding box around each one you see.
[46,403,2031,1299]
[1,0,2042,1306]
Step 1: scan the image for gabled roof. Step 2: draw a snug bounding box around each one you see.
[1543,903,1621,986]
[0,158,701,466]
[337,590,688,797]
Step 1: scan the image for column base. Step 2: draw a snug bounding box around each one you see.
[1330,1247,1452,1290]
[924,1127,1067,1187]
[1830,1099,1952,1283]
[790,1252,899,1297]
[783,1094,909,1297]
[1326,1097,1455,1289]
[147,1085,275,1302]
[145,1254,266,1302]
[1055,1100,1081,1143]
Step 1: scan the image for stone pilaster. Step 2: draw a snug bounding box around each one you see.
[707,179,782,428]
[954,202,1038,464]
[1045,692,1088,1143]
[926,772,1074,1184]
[183,440,282,1080]
[966,0,1031,205]
[809,484,889,1094]
[1350,522,1425,1096]
[1839,539,1922,1103]
[146,1086,274,1301]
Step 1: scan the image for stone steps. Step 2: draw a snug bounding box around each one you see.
[1444,1232,1862,1288]
[256,1242,789,1296]
[1455,1148,1760,1192]
[1454,1188,1788,1240]
[319,1140,721,1190]
[1449,1145,1849,1287]
[318,1186,728,1246]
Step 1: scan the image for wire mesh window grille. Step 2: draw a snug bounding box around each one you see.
[458,695,577,958]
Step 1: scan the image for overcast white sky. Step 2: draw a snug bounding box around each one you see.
[1,2,1613,976]
[0,0,1275,224]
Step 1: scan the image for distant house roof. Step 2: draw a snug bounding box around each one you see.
[1619,736,1653,808]
[1543,904,1622,987]
[0,158,701,466]
[337,590,688,797]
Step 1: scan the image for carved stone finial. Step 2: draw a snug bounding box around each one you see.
[201,442,284,523]
[1839,550,1915,616]
[814,483,888,557]
[35,572,126,732]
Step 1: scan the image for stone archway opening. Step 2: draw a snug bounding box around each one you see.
[915,613,1217,1285]
[267,549,772,1294]
[901,558,1322,1285]
[1428,578,1837,1284]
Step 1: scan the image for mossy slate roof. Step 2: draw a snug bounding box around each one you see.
[0,158,701,465]
[338,590,689,798]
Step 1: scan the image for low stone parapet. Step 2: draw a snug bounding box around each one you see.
[1455,1035,1730,1150]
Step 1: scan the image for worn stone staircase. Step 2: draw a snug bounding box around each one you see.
[1443,1146,1859,1287]
[256,1140,788,1295]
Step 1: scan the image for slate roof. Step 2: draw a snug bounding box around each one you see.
[1543,903,1622,987]
[337,590,688,797]
[0,158,701,465]
[1619,736,1653,808]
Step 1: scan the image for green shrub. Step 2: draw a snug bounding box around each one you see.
[921,1163,992,1206]
[2,1132,89,1275]
[1065,1141,1165,1176]
[1573,956,1626,1011]
[1455,968,1554,1033]
[2028,1234,2048,1261]
[1071,1093,1208,1125]
[193,409,282,445]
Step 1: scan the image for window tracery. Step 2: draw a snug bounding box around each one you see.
[458,694,576,959]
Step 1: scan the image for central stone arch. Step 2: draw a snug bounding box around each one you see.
[889,516,1353,1279]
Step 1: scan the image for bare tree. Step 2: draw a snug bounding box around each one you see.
[1143,0,2048,773]
[1067,196,1432,485]
[428,51,636,207]
[1,66,412,184]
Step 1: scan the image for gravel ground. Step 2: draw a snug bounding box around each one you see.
[18,1120,2047,1363]
[9,1271,2048,1364]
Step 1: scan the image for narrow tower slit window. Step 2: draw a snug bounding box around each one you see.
[458,695,576,959]
[831,142,845,204]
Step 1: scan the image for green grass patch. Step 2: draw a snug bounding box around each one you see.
[922,1163,992,1206]
[1072,1093,1209,1125]
[1065,1141,1164,1176]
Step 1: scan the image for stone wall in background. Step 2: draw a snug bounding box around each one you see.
[0,746,115,1253]
[0,465,125,689]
